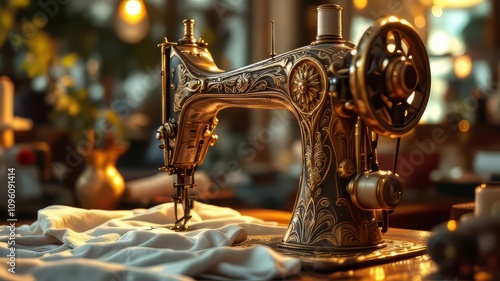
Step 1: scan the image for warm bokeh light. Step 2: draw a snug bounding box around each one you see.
[420,0,485,8]
[433,0,485,8]
[369,267,386,281]
[116,0,150,43]
[414,15,426,28]
[446,220,457,231]
[354,0,368,10]
[421,102,444,123]
[428,30,450,55]
[431,5,443,17]
[118,0,147,25]
[454,54,472,79]
[458,119,471,133]
[433,0,446,6]
[126,0,141,16]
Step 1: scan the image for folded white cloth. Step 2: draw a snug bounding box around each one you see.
[0,201,300,281]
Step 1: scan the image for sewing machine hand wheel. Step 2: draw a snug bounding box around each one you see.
[350,17,431,138]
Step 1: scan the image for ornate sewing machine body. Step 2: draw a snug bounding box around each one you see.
[157,4,430,252]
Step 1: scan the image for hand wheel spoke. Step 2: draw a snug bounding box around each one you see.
[391,102,407,127]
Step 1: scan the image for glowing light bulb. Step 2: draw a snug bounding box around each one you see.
[118,0,147,25]
[414,15,426,28]
[115,0,149,43]
[126,0,141,16]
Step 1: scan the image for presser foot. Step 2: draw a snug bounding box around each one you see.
[150,214,191,231]
[168,216,192,231]
[170,187,194,231]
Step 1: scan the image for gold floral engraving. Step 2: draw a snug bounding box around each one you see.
[235,73,250,92]
[317,50,351,75]
[285,184,337,245]
[281,51,383,250]
[305,132,329,189]
[284,91,336,246]
[289,59,325,114]
[207,66,286,94]
[283,93,382,248]
[174,64,206,112]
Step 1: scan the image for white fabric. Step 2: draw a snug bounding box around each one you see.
[0,202,300,281]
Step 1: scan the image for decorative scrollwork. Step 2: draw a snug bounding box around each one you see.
[174,64,206,112]
[285,185,336,245]
[282,74,383,249]
[236,73,251,92]
[317,49,350,75]
[207,66,286,94]
[305,132,329,189]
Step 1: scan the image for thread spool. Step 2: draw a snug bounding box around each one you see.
[475,183,500,217]
[314,4,344,44]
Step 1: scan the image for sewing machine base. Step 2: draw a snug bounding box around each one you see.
[279,239,426,272]
[277,240,386,253]
[238,228,429,272]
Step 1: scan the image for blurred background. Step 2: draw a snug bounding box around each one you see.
[1,0,499,229]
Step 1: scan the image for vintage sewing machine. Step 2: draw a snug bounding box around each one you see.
[156,4,430,254]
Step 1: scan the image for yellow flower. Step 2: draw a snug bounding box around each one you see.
[60,53,79,68]
[22,32,55,77]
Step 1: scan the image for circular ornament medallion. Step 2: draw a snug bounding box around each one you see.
[289,58,328,114]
